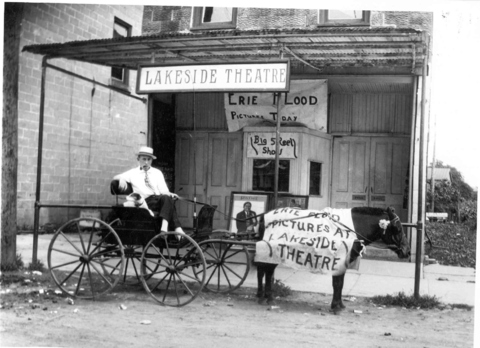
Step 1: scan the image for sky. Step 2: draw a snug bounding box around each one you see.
[429,7,480,189]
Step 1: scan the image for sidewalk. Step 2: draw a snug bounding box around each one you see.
[16,234,476,306]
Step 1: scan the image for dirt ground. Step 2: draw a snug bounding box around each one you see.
[0,279,475,348]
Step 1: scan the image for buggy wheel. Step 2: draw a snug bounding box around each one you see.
[139,232,206,307]
[47,217,125,299]
[194,240,250,293]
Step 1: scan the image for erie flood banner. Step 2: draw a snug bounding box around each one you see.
[224,79,327,132]
[255,208,361,276]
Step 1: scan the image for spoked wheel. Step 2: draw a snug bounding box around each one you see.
[47,217,125,299]
[139,232,207,307]
[194,240,250,293]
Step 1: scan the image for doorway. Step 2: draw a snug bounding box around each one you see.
[175,131,243,229]
[151,97,176,189]
[331,136,409,220]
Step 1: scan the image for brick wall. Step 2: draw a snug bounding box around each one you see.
[18,4,146,228]
[143,7,432,33]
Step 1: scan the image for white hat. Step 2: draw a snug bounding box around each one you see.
[137,146,156,159]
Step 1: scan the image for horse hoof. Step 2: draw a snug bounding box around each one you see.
[257,298,267,305]
[330,306,345,314]
[266,299,277,306]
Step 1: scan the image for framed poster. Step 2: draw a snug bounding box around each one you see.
[228,192,269,234]
[274,194,309,210]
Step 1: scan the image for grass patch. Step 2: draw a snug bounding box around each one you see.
[272,279,292,298]
[1,267,52,286]
[27,259,46,272]
[451,303,473,311]
[371,291,441,309]
[0,253,25,272]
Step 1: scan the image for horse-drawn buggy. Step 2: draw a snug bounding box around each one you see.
[47,180,253,307]
[47,177,411,311]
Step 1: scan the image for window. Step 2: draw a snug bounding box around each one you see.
[318,10,370,26]
[309,162,322,196]
[191,7,237,30]
[111,17,131,88]
[252,159,290,192]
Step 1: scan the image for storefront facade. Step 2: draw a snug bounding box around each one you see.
[22,7,432,259]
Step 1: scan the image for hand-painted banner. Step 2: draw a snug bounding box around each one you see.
[224,80,328,132]
[254,207,361,276]
[247,132,299,158]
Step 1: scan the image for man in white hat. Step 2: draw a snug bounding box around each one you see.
[113,146,184,235]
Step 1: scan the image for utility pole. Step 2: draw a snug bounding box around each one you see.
[430,114,437,212]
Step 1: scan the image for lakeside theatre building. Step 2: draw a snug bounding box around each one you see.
[20,7,432,259]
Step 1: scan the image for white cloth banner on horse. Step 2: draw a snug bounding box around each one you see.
[255,208,361,276]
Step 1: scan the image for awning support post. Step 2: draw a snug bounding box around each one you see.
[32,56,48,264]
[414,33,430,299]
[273,93,281,208]
[273,48,284,208]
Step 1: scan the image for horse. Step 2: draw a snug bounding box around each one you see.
[254,206,410,313]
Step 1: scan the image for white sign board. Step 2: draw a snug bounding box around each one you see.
[224,79,327,132]
[247,132,299,158]
[136,61,290,93]
[255,208,361,276]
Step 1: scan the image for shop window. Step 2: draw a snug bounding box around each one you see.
[110,17,131,89]
[309,161,322,196]
[318,10,370,26]
[191,7,237,30]
[252,159,290,192]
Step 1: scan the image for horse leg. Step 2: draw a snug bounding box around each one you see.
[265,265,276,305]
[256,265,265,302]
[331,274,346,313]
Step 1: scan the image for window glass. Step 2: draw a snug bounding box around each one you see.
[318,10,370,26]
[328,10,363,20]
[309,162,322,196]
[202,7,233,23]
[113,22,129,38]
[252,159,290,192]
[192,7,237,30]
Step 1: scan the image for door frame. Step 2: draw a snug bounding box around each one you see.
[330,135,410,220]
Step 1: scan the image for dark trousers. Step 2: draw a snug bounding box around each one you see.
[145,195,182,230]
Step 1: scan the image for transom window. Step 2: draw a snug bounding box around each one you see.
[252,159,290,192]
[318,10,370,26]
[191,7,237,30]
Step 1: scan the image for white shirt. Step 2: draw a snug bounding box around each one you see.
[116,166,170,198]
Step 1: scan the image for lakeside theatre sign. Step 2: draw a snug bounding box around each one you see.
[136,60,290,93]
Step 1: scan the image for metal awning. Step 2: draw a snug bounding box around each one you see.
[22,27,428,75]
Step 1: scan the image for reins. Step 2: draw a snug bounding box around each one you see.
[176,196,268,223]
[177,197,401,250]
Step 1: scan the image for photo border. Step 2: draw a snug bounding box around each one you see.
[228,192,270,233]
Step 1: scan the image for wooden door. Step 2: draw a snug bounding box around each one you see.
[175,132,208,228]
[369,137,409,220]
[331,136,409,220]
[331,137,370,209]
[175,131,242,229]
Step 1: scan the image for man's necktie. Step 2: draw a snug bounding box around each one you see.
[144,170,157,195]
